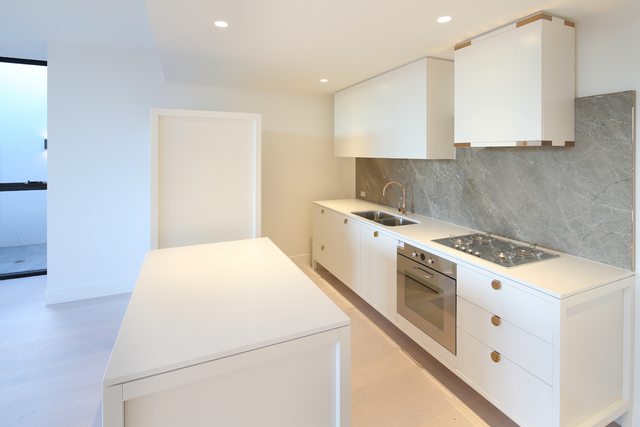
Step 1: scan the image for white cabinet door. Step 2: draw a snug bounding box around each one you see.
[334,57,453,159]
[369,71,395,158]
[394,59,427,159]
[350,80,370,157]
[360,225,397,321]
[333,214,361,293]
[334,88,351,157]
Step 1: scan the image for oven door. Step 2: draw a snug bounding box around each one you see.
[397,254,456,354]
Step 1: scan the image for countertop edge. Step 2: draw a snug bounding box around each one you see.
[313,199,634,299]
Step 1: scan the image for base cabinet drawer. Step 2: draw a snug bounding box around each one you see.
[458,266,553,343]
[458,329,552,427]
[457,297,552,385]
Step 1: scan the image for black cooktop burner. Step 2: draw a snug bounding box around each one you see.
[433,233,559,268]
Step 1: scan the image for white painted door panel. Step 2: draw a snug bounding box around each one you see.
[394,59,427,158]
[369,72,395,158]
[151,109,260,250]
[360,225,397,321]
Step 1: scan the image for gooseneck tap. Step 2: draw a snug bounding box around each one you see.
[383,181,407,216]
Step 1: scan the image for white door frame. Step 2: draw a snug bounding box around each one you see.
[150,108,261,250]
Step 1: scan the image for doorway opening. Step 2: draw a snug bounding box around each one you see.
[0,57,47,280]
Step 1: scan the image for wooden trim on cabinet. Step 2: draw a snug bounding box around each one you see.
[564,20,576,28]
[454,41,472,51]
[565,141,576,147]
[541,140,553,146]
[516,141,528,146]
[516,13,552,28]
[454,143,471,147]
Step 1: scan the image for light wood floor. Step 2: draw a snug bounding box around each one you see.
[0,274,130,426]
[0,269,621,427]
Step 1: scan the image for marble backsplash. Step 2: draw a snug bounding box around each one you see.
[356,91,635,270]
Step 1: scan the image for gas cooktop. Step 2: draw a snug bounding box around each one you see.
[432,233,559,268]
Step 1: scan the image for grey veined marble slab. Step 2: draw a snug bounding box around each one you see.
[356,91,635,270]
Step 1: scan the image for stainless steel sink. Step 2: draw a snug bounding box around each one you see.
[352,210,397,221]
[376,217,418,226]
[351,210,419,226]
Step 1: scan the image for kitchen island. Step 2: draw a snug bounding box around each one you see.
[103,238,351,427]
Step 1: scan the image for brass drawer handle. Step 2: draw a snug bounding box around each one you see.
[321,245,324,251]
[344,219,348,224]
[321,209,324,214]
[491,315,501,326]
[491,280,501,290]
[491,351,501,363]
[374,231,379,237]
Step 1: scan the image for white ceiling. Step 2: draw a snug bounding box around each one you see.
[0,0,635,94]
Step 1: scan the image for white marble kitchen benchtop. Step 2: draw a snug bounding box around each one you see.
[315,199,634,299]
[103,237,350,388]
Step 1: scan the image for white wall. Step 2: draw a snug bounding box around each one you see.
[0,62,47,247]
[576,1,640,424]
[47,43,354,304]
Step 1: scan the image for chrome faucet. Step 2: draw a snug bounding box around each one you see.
[383,181,407,216]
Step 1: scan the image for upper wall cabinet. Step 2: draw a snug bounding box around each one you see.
[454,13,575,147]
[335,57,454,159]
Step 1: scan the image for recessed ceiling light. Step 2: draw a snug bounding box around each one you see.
[320,79,328,83]
[215,21,229,28]
[437,16,452,23]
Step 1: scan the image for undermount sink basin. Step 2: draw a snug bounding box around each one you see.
[351,210,419,227]
[376,217,418,226]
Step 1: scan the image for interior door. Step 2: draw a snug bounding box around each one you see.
[150,109,261,250]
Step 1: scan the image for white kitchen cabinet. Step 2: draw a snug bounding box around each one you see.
[312,205,337,274]
[313,205,360,293]
[335,57,454,159]
[313,198,633,427]
[369,71,395,158]
[334,80,369,157]
[456,264,630,427]
[359,225,397,322]
[454,13,575,147]
[332,214,361,293]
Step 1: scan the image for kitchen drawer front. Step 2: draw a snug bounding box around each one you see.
[457,297,552,385]
[458,329,552,427]
[313,240,336,275]
[457,266,552,343]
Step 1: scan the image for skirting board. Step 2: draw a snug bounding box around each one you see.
[45,277,136,305]
[289,254,311,267]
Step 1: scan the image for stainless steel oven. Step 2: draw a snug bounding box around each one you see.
[397,242,456,354]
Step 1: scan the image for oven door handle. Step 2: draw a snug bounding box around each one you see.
[411,266,435,280]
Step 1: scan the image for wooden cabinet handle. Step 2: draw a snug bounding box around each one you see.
[321,209,324,214]
[491,315,501,326]
[374,231,379,237]
[344,219,348,224]
[491,280,501,290]
[321,245,324,251]
[491,351,501,363]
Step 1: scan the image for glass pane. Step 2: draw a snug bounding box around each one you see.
[0,191,47,274]
[404,274,445,331]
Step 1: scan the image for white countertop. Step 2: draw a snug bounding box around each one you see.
[103,238,350,387]
[315,199,633,299]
